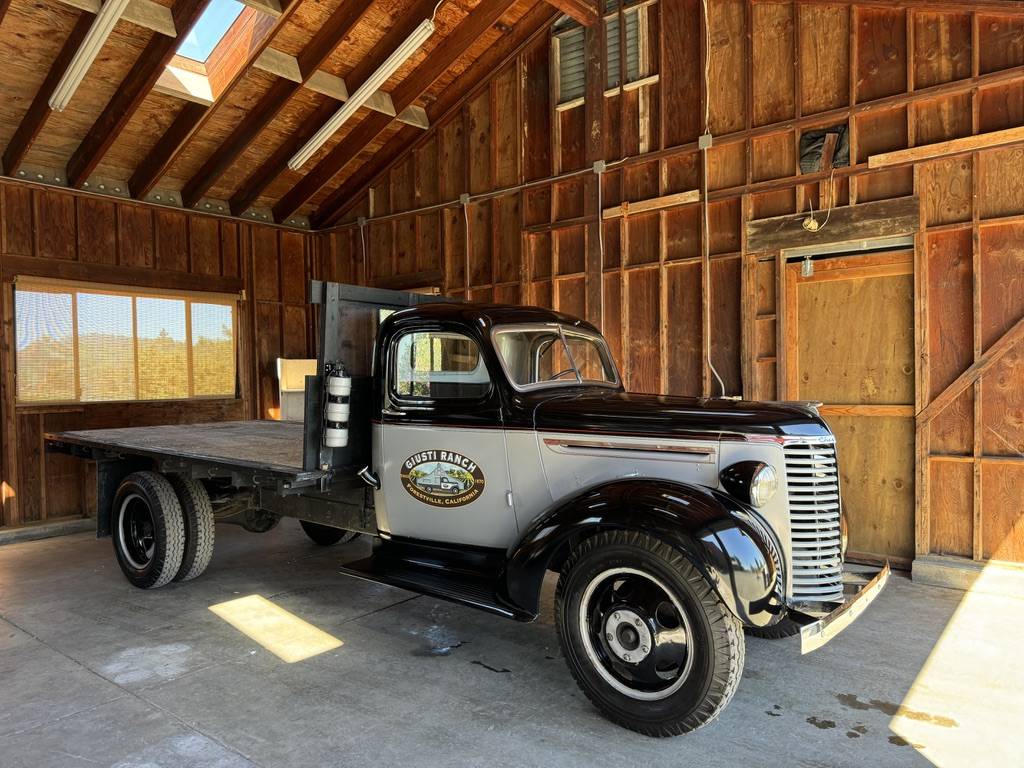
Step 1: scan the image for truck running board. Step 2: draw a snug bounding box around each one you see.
[339,551,533,622]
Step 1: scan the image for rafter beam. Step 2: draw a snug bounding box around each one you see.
[67,0,211,189]
[315,2,560,227]
[56,0,176,37]
[272,0,519,222]
[543,0,598,26]
[128,0,304,199]
[173,0,375,209]
[0,0,13,24]
[3,14,93,175]
[228,0,440,216]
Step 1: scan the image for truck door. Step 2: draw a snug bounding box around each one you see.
[374,325,517,548]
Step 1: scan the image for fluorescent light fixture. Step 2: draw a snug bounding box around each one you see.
[49,0,133,112]
[287,18,436,171]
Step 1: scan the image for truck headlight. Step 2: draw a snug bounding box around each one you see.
[720,461,779,508]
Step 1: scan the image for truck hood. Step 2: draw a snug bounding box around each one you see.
[531,390,831,439]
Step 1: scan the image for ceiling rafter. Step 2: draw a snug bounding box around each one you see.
[57,0,177,37]
[316,2,561,228]
[2,13,94,176]
[271,0,520,223]
[542,0,598,26]
[227,0,440,217]
[127,0,303,199]
[66,0,212,189]
[173,0,376,209]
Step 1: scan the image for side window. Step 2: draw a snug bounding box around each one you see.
[392,331,490,400]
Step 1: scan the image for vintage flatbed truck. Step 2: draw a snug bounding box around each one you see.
[47,281,889,737]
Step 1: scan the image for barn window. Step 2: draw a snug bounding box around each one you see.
[553,0,656,109]
[14,279,237,404]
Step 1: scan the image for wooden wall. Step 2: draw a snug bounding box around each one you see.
[317,0,1024,567]
[0,179,317,528]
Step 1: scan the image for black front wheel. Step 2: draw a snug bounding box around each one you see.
[112,472,186,589]
[746,616,803,639]
[299,520,361,546]
[556,531,744,737]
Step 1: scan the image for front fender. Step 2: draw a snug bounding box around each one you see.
[502,479,784,627]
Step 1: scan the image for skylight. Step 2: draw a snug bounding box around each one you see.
[177,0,246,62]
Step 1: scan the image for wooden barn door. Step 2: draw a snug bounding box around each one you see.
[782,251,916,563]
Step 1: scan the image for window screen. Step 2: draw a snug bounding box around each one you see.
[393,331,490,400]
[14,280,237,403]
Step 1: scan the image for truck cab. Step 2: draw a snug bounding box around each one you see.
[47,281,888,738]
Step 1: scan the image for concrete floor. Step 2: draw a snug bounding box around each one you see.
[1,523,1019,768]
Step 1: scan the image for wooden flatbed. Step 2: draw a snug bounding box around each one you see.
[47,420,327,485]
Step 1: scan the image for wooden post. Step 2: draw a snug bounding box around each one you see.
[583,18,605,331]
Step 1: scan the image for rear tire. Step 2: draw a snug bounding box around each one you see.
[746,616,802,639]
[299,520,361,546]
[112,472,185,589]
[555,531,744,736]
[167,475,215,582]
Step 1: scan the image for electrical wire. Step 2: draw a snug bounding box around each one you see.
[431,0,444,22]
[595,164,605,332]
[462,198,470,293]
[701,0,711,135]
[699,0,725,398]
[359,217,368,282]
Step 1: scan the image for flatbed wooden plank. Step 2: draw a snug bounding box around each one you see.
[47,421,320,480]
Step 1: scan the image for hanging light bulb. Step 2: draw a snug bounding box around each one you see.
[801,254,814,277]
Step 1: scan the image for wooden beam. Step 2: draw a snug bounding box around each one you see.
[170,0,375,208]
[869,126,1024,169]
[229,0,440,216]
[917,313,1024,427]
[544,0,599,26]
[603,190,700,219]
[313,3,561,227]
[745,196,920,254]
[0,0,12,24]
[241,0,280,16]
[2,14,93,176]
[583,18,604,331]
[67,0,211,190]
[272,0,518,222]
[56,0,177,37]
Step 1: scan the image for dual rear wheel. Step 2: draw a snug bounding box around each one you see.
[112,471,215,589]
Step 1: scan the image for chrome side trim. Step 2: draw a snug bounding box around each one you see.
[542,437,716,463]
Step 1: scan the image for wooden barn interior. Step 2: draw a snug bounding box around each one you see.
[2,0,1024,762]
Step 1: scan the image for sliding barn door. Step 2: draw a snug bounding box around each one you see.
[783,252,915,562]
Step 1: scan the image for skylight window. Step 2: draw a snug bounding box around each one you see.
[177,0,246,62]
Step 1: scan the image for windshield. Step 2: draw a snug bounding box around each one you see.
[492,323,620,391]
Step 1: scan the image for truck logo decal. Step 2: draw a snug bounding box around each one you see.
[400,450,485,507]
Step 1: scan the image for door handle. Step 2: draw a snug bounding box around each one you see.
[381,407,406,417]
[358,466,381,489]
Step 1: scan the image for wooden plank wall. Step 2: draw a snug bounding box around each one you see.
[0,179,316,528]
[317,0,1024,566]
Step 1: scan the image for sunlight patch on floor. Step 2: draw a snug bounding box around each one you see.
[892,563,1024,767]
[209,594,342,663]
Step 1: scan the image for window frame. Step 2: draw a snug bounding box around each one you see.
[491,322,622,393]
[13,278,240,406]
[387,328,493,406]
[552,0,659,112]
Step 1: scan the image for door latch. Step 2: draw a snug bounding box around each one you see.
[358,466,381,490]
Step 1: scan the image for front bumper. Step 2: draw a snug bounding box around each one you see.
[793,563,890,654]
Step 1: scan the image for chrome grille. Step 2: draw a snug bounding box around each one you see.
[784,440,844,602]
